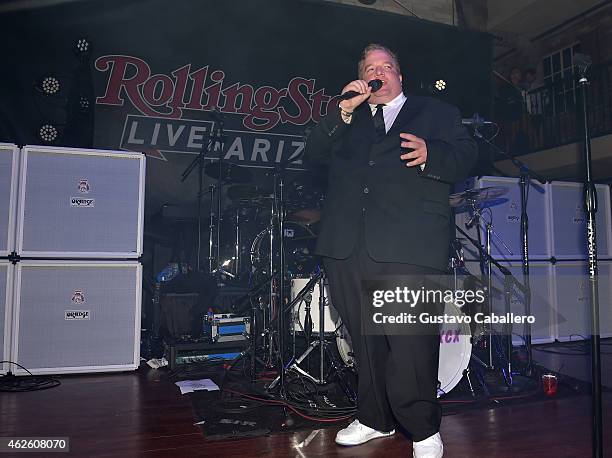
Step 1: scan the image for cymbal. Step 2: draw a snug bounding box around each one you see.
[289,208,321,225]
[449,186,508,208]
[227,184,272,200]
[204,162,252,183]
[229,197,272,208]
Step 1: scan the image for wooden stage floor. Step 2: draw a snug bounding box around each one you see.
[1,365,611,458]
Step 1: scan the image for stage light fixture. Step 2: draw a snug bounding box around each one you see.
[434,79,447,91]
[41,76,60,95]
[38,124,59,143]
[79,96,90,111]
[74,38,91,56]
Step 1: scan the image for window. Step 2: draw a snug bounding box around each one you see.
[542,43,581,114]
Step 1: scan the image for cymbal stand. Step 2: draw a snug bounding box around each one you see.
[209,117,235,280]
[180,120,217,272]
[234,208,241,277]
[269,271,352,389]
[456,223,528,385]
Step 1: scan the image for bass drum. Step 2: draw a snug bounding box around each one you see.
[334,301,472,396]
[250,222,318,278]
[437,301,472,397]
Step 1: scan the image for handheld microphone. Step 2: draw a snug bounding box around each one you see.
[338,79,383,101]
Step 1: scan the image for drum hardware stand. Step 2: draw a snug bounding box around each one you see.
[263,145,310,396]
[209,115,236,280]
[233,207,241,277]
[465,200,513,370]
[180,111,236,279]
[268,271,355,402]
[267,272,322,390]
[455,224,528,389]
[232,274,276,381]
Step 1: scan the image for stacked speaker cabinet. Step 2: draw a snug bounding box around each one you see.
[464,261,556,344]
[11,261,142,375]
[548,181,612,260]
[0,261,13,375]
[455,177,612,343]
[17,145,145,258]
[553,261,612,341]
[0,143,19,256]
[6,145,145,375]
[0,143,19,374]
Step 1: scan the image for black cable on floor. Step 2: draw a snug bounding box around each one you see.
[0,361,61,392]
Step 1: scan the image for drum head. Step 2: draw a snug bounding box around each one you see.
[250,222,318,278]
[438,301,472,397]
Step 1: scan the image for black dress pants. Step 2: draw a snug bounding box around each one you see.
[323,231,442,442]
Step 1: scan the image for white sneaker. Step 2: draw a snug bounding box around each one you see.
[335,419,395,446]
[413,432,443,458]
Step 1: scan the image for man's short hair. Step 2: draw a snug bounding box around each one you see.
[357,43,401,79]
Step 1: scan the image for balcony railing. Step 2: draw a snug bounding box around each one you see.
[494,60,612,158]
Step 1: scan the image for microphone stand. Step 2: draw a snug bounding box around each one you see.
[577,58,604,458]
[471,121,548,377]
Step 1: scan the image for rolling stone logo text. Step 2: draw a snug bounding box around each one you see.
[95,55,337,164]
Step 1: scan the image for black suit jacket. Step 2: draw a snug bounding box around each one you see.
[305,94,478,271]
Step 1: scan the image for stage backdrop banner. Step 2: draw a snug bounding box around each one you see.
[0,0,492,214]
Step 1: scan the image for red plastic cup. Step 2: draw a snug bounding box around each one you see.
[542,374,558,397]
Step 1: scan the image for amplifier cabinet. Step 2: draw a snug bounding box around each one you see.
[11,260,141,375]
[16,145,145,258]
[0,261,14,374]
[553,261,612,341]
[0,143,19,256]
[548,182,612,259]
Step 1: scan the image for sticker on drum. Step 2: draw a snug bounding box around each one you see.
[290,278,338,335]
[437,301,472,397]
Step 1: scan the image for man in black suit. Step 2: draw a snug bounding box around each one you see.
[305,44,477,457]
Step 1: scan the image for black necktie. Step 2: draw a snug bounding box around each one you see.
[373,104,386,138]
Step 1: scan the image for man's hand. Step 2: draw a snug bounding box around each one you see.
[338,80,371,113]
[399,133,427,167]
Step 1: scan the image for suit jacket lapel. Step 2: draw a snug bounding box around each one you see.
[386,95,426,137]
[353,103,378,144]
[371,95,426,156]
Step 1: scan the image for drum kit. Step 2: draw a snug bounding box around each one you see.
[184,144,529,398]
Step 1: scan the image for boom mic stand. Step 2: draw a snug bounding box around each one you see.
[576,53,603,458]
[470,120,549,377]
